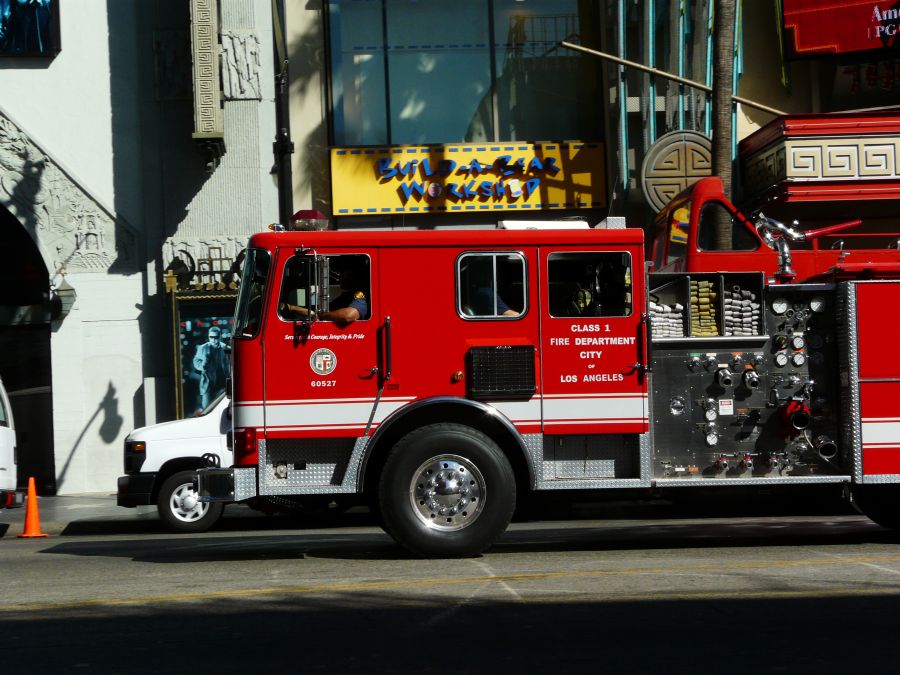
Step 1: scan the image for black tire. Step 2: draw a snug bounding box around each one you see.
[157,470,224,533]
[855,485,900,530]
[378,423,516,557]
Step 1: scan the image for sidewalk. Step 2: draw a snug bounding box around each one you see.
[0,493,364,538]
[0,493,151,537]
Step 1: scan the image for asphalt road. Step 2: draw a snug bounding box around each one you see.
[3,495,900,673]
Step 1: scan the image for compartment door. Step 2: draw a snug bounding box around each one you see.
[539,247,647,435]
[853,281,900,479]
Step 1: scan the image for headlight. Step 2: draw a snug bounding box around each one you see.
[126,440,146,453]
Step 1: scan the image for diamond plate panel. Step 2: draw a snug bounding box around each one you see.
[260,437,355,494]
[541,435,639,481]
[839,282,864,483]
[522,433,543,489]
[656,475,850,487]
[234,467,257,501]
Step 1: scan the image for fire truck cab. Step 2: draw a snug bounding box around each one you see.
[200,180,900,556]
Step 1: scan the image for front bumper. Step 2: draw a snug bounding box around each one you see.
[198,466,256,503]
[0,488,25,509]
[117,473,157,507]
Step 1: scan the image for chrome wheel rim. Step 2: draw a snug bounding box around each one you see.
[409,454,485,531]
[169,481,208,522]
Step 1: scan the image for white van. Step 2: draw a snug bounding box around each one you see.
[0,376,24,509]
[117,393,232,532]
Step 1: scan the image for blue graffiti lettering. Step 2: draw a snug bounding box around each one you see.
[399,181,426,200]
[377,158,397,179]
[494,155,512,176]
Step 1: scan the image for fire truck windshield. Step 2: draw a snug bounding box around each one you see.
[233,248,271,338]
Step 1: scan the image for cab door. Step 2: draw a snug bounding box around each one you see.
[262,247,383,440]
[539,247,648,435]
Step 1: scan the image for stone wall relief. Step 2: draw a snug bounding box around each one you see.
[163,236,246,291]
[0,108,136,275]
[221,29,262,100]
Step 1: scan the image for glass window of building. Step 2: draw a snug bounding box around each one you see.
[328,0,602,146]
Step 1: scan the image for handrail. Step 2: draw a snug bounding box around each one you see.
[560,41,787,116]
[384,315,392,382]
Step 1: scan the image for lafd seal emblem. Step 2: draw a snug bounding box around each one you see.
[310,348,337,376]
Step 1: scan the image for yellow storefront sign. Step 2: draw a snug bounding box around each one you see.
[330,141,606,216]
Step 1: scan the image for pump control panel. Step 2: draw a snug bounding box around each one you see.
[649,276,840,480]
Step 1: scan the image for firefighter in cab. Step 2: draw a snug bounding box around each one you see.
[280,261,369,324]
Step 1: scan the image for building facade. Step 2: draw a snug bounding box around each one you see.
[0,0,277,494]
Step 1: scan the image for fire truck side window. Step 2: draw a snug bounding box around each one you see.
[278,254,371,322]
[457,252,526,319]
[233,248,270,338]
[697,201,759,251]
[548,252,632,318]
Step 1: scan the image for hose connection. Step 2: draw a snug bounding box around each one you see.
[781,399,811,432]
[813,435,838,460]
[743,369,760,389]
[716,368,734,387]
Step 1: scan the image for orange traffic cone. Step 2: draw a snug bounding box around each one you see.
[18,477,48,538]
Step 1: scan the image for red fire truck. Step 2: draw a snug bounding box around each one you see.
[199,176,900,556]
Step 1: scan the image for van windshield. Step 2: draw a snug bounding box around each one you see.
[233,248,271,339]
[198,391,226,417]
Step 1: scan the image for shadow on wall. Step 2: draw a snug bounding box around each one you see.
[55,381,123,492]
[106,0,211,422]
[290,2,330,215]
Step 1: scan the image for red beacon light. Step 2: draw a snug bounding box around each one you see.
[289,209,329,231]
[267,210,329,232]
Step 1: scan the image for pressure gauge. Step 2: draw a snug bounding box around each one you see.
[704,407,719,422]
[810,296,826,313]
[792,352,807,367]
[790,335,806,350]
[705,431,719,447]
[775,352,789,367]
[771,298,789,315]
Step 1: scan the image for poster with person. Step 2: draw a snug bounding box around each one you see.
[179,315,234,417]
[0,0,61,56]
